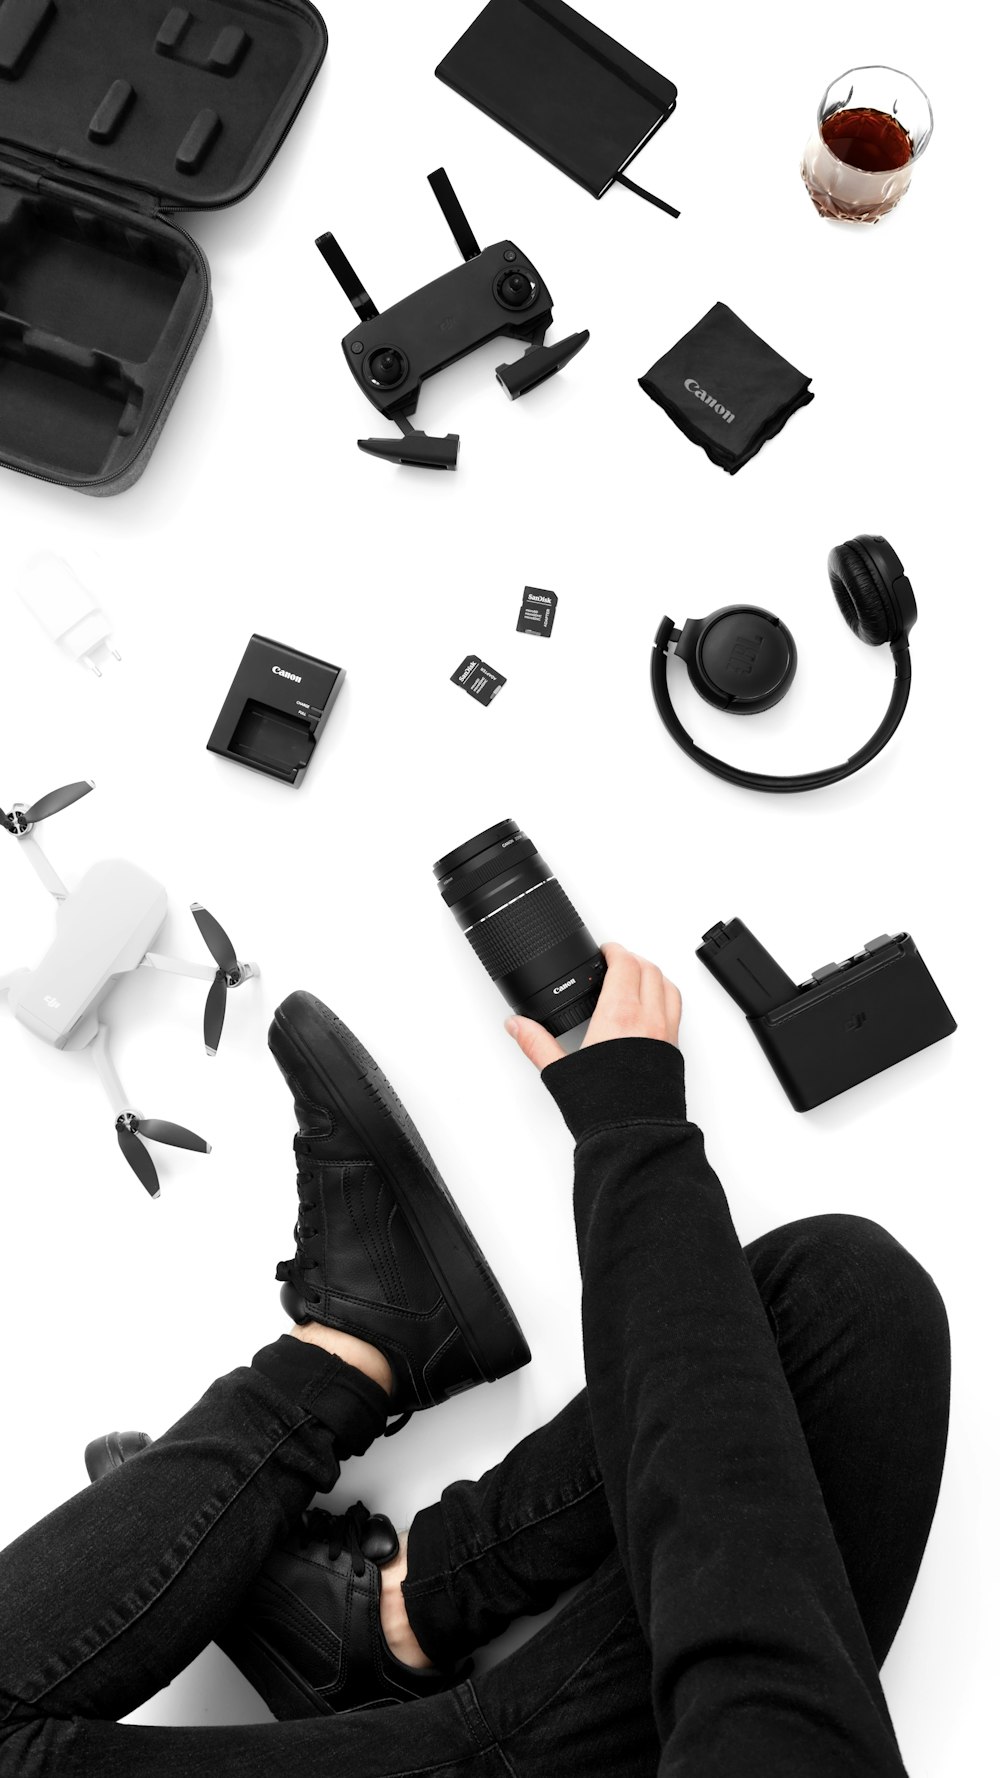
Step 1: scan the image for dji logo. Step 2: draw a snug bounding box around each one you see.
[727,634,763,676]
[43,995,60,1009]
[845,1011,868,1032]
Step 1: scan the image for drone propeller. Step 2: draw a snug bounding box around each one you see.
[1,780,94,835]
[191,904,255,1056]
[116,1113,211,1199]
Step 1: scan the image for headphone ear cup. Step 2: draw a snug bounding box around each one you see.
[827,540,894,647]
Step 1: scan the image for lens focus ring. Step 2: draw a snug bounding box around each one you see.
[465,879,583,982]
[440,837,538,908]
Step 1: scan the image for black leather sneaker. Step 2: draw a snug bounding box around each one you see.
[83,1443,459,1718]
[84,1430,152,1480]
[215,1502,460,1718]
[270,992,530,1421]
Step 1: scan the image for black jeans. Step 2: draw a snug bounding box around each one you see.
[0,1042,949,1776]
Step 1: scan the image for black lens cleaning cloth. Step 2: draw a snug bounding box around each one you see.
[436,0,680,217]
[640,303,814,473]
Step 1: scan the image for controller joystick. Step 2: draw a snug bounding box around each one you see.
[366,349,407,389]
[496,269,536,309]
[315,169,589,468]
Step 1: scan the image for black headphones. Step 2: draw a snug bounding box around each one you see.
[650,534,917,793]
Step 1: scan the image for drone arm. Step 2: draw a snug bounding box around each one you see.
[91,1023,130,1116]
[19,834,69,900]
[141,952,217,983]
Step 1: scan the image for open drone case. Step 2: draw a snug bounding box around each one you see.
[0,0,326,495]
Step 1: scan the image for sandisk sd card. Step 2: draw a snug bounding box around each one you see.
[516,586,558,638]
[451,654,507,705]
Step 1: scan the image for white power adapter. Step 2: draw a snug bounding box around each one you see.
[18,554,120,676]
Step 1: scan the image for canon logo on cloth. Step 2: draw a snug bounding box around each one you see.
[272,665,303,683]
[684,378,735,424]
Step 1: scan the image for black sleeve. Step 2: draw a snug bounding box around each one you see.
[542,1038,907,1777]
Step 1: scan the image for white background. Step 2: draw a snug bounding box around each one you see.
[1,1,995,1769]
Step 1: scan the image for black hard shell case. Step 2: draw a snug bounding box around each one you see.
[0,0,326,494]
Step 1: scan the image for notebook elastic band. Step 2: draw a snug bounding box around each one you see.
[615,171,680,219]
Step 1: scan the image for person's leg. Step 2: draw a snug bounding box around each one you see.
[0,978,535,1777]
[0,1326,649,1778]
[0,1330,386,1734]
[0,1325,510,1778]
[745,1212,950,1668]
[0,1679,510,1778]
[401,1387,611,1660]
[543,1030,914,1775]
[402,1215,949,1675]
[493,943,937,1777]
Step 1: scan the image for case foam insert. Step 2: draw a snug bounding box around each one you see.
[0,0,321,202]
[0,191,203,481]
[0,0,323,487]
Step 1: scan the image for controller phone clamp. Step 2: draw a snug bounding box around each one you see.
[316,169,590,468]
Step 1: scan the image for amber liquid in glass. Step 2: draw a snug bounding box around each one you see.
[821,107,913,172]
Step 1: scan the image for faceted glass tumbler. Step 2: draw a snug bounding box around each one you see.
[801,66,933,222]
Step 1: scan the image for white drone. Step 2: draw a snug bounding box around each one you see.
[1,780,259,1198]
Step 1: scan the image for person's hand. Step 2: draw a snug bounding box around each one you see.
[505,942,682,1072]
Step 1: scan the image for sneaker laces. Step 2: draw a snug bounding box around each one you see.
[293,1181,319,1250]
[275,1175,321,1287]
[300,1501,371,1577]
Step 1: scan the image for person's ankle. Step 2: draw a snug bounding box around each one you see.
[380,1533,434,1670]
[290,1323,393,1396]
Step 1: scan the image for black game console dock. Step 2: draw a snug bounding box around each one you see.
[0,0,326,493]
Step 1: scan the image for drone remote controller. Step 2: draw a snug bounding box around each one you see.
[316,168,590,468]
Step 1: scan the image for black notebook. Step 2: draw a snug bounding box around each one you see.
[436,0,679,215]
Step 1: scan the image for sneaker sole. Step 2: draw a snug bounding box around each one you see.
[270,992,531,1391]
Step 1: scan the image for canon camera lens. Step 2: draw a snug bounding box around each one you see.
[434,819,607,1036]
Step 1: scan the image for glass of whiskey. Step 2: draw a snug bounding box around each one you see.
[802,66,933,222]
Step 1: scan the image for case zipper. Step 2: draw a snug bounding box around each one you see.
[1,150,158,214]
[0,151,42,192]
[42,166,160,216]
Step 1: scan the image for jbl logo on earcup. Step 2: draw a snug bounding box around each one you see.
[726,634,763,676]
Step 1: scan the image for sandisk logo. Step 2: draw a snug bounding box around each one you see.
[273,666,302,683]
[684,378,735,423]
[553,978,577,995]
